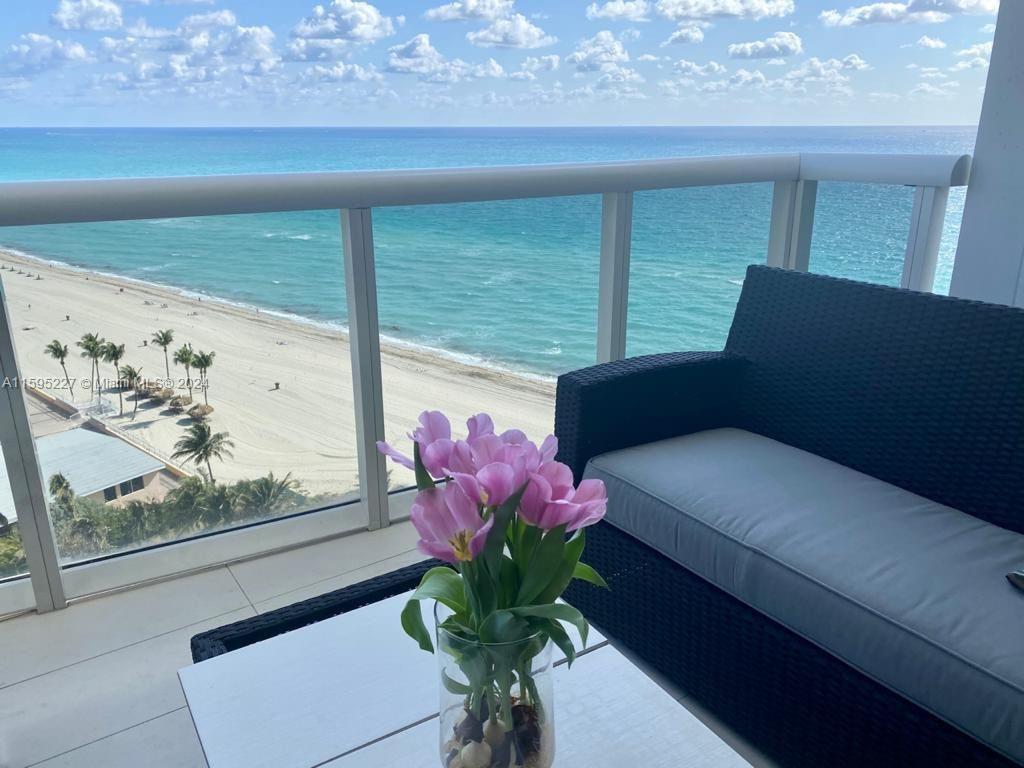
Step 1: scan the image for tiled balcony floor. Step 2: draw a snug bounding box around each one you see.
[0,521,773,768]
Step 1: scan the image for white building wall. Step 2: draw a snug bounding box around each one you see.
[950,3,1024,306]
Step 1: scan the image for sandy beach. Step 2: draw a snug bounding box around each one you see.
[0,249,556,498]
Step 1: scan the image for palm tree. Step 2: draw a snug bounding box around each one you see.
[119,364,143,420]
[43,339,73,397]
[173,343,195,399]
[48,473,75,522]
[151,329,175,379]
[172,422,234,484]
[239,472,301,517]
[192,350,215,405]
[102,342,126,415]
[48,473,73,504]
[76,332,105,402]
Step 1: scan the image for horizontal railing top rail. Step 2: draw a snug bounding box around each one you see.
[0,153,971,227]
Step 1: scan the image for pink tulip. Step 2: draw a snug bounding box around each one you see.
[410,483,494,564]
[376,410,454,478]
[452,462,518,508]
[519,462,608,532]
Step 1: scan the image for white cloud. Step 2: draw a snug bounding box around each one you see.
[950,57,988,70]
[917,34,946,48]
[285,38,351,61]
[774,53,868,93]
[655,0,794,20]
[956,40,992,58]
[980,22,995,32]
[93,9,281,85]
[586,1,651,21]
[917,0,997,11]
[730,67,766,86]
[293,1,396,43]
[820,4,946,26]
[950,40,992,70]
[1,33,90,75]
[661,23,705,45]
[821,0,997,26]
[728,31,802,59]
[868,90,900,100]
[301,62,382,82]
[52,0,123,31]
[521,54,560,71]
[911,80,959,97]
[595,63,645,95]
[566,30,629,71]
[673,58,726,75]
[466,14,556,47]
[658,76,695,96]
[425,0,514,21]
[637,53,664,61]
[385,33,506,82]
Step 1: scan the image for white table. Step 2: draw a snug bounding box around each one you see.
[180,593,749,768]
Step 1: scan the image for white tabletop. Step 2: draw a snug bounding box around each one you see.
[180,591,747,768]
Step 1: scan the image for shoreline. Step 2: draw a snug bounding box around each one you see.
[0,248,556,497]
[0,245,559,386]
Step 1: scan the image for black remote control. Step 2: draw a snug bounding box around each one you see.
[1008,570,1024,593]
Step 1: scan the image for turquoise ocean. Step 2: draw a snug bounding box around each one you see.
[0,127,975,378]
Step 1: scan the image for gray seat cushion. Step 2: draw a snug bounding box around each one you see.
[585,428,1024,763]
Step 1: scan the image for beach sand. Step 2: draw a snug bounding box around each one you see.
[0,249,556,497]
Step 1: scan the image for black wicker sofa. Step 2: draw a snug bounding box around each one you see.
[558,265,1024,768]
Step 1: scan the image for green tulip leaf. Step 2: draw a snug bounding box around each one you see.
[505,602,589,649]
[400,598,433,654]
[482,485,526,579]
[516,525,567,605]
[572,561,608,589]
[412,442,436,490]
[411,566,467,615]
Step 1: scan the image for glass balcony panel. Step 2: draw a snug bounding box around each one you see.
[374,197,602,492]
[808,182,915,287]
[0,211,361,567]
[628,184,773,356]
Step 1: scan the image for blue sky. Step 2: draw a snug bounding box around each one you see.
[0,0,998,126]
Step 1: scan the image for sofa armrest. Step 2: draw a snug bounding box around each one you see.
[554,351,745,482]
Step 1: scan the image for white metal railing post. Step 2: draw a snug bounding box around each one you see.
[341,208,389,531]
[596,191,633,363]
[767,179,817,271]
[0,279,66,612]
[901,185,949,292]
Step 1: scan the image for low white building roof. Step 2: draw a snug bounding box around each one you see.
[0,427,165,523]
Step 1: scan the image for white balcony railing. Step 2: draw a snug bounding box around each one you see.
[0,152,972,612]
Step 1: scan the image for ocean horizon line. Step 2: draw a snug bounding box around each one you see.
[0,124,980,131]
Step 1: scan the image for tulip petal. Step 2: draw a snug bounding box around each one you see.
[466,413,495,444]
[539,434,558,464]
[416,410,452,443]
[445,482,483,532]
[376,441,414,470]
[477,462,516,507]
[451,472,484,505]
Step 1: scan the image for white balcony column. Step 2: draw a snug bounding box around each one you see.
[767,179,817,271]
[901,186,949,292]
[596,191,633,364]
[950,2,1024,306]
[0,280,66,612]
[341,208,389,531]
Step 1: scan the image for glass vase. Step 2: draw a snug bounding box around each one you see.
[435,613,555,768]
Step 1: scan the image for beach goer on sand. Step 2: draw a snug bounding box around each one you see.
[273,382,280,391]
